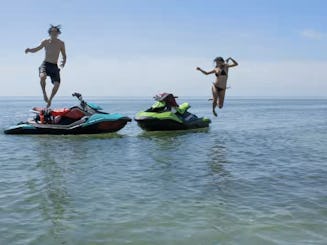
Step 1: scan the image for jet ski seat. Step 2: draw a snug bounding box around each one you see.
[52,107,87,124]
[33,107,87,124]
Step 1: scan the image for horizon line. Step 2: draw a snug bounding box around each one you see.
[0,95,326,99]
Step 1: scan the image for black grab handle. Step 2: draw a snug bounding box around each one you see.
[72,92,82,98]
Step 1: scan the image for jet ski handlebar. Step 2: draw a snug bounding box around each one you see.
[72,92,87,109]
[154,93,178,100]
[72,92,82,100]
[72,92,102,112]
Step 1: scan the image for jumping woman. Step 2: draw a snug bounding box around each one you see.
[197,57,238,117]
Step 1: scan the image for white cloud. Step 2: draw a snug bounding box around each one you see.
[300,29,327,40]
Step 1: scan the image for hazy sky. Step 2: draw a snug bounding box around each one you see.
[0,0,326,97]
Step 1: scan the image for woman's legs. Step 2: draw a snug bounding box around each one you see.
[211,85,219,117]
[218,89,226,109]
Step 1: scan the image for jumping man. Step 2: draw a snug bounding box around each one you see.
[25,25,66,108]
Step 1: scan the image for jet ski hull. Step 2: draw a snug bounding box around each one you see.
[4,114,131,135]
[135,110,211,131]
[135,117,210,131]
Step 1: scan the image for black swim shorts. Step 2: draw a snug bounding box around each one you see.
[39,61,61,83]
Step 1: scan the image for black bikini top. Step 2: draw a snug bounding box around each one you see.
[216,68,227,77]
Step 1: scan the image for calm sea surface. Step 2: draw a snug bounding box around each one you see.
[0,97,326,245]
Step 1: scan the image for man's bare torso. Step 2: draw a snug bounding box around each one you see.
[42,38,64,64]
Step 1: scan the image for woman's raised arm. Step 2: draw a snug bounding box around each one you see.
[226,57,238,67]
[196,67,216,75]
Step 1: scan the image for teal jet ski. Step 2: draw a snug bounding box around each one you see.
[4,93,131,135]
[134,93,211,131]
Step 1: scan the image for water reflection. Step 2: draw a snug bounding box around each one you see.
[138,127,210,139]
[37,158,69,235]
[32,137,82,241]
[207,138,231,180]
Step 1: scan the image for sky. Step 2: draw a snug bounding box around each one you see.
[0,0,326,97]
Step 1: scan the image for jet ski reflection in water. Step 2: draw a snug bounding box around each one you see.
[4,93,131,135]
[135,93,211,131]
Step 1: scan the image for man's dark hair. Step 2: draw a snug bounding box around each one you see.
[48,25,62,35]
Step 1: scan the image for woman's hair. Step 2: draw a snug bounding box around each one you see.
[48,25,62,35]
[214,57,225,63]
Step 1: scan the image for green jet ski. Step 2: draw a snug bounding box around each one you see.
[134,93,211,131]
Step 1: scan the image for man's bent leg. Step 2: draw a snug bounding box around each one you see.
[47,82,60,108]
[40,73,48,103]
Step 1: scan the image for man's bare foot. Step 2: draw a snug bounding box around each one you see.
[213,110,218,117]
[46,100,52,108]
[43,94,48,103]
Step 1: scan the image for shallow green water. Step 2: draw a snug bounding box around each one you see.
[0,97,326,244]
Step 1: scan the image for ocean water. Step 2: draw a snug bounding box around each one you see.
[0,97,326,245]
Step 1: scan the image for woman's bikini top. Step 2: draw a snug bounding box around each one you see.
[216,68,227,77]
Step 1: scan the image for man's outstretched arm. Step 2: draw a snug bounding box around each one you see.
[60,42,67,68]
[25,41,45,54]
